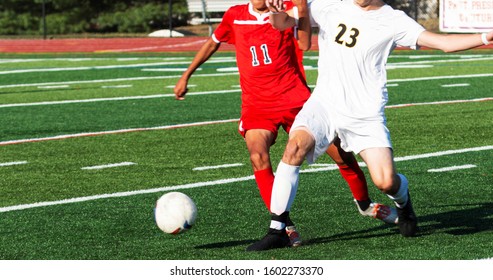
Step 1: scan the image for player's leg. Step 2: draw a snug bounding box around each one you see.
[326,139,397,224]
[327,138,370,203]
[359,147,417,237]
[244,124,301,246]
[247,128,315,251]
[247,96,332,251]
[245,129,276,208]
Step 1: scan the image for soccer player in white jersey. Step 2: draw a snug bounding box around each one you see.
[246,0,493,251]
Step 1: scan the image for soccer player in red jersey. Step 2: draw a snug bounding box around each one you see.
[173,0,397,249]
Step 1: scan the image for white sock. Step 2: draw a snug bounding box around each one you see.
[387,173,409,208]
[270,220,285,230]
[270,161,300,217]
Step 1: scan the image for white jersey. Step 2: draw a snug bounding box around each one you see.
[309,0,425,119]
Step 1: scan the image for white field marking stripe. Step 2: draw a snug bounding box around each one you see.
[394,146,493,162]
[1,145,492,213]
[166,84,196,89]
[428,164,477,172]
[0,97,492,146]
[0,89,241,108]
[386,65,433,69]
[0,72,238,89]
[0,176,255,213]
[0,61,226,75]
[0,161,28,167]
[0,119,239,146]
[0,54,488,76]
[101,85,133,89]
[217,67,239,72]
[441,83,470,87]
[38,85,70,89]
[303,54,493,62]
[0,57,192,63]
[385,97,493,108]
[302,147,493,173]
[0,88,491,110]
[389,56,493,65]
[193,163,244,171]
[141,68,193,72]
[390,54,489,58]
[0,58,236,75]
[81,162,136,170]
[1,70,491,90]
[388,73,493,83]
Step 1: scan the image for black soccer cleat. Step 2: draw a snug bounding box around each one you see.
[246,228,290,251]
[397,191,418,237]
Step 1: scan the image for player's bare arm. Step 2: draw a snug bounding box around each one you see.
[173,38,220,100]
[293,0,311,50]
[417,30,493,53]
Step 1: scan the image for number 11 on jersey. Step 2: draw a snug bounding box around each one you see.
[250,44,272,66]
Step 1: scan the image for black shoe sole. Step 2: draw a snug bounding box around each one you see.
[246,229,290,251]
[397,192,418,237]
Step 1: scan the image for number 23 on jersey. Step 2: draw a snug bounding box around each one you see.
[335,23,360,48]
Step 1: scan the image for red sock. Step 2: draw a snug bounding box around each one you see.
[254,168,275,210]
[337,160,369,201]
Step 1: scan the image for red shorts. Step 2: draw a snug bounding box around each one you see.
[238,107,303,142]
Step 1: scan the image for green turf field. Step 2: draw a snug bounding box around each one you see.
[0,49,492,260]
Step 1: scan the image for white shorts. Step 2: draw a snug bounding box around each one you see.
[291,95,392,163]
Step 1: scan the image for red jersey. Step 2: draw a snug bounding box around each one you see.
[212,2,310,113]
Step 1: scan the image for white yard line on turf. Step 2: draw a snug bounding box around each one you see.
[81,162,136,170]
[0,161,28,167]
[101,85,133,89]
[389,73,493,83]
[141,68,191,72]
[0,73,238,89]
[1,145,492,213]
[37,85,70,89]
[0,60,233,75]
[0,58,236,75]
[193,163,244,171]
[0,57,193,64]
[428,164,477,172]
[0,90,491,110]
[441,83,470,88]
[1,71,492,90]
[0,119,239,146]
[385,97,493,109]
[0,89,241,108]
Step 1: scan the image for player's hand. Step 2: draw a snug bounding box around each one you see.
[173,78,188,100]
[266,0,285,13]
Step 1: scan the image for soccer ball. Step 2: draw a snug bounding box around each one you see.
[154,192,197,234]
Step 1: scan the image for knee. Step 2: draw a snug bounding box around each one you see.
[282,137,310,166]
[373,176,397,194]
[249,151,270,170]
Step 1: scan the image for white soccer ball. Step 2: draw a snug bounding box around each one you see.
[154,192,197,234]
